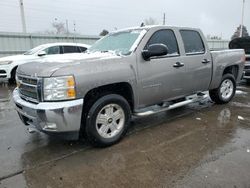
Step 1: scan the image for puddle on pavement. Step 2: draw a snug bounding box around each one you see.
[1,81,250,187]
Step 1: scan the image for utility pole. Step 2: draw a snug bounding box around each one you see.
[163,13,166,25]
[19,0,27,33]
[240,0,245,37]
[66,19,69,35]
[73,21,76,43]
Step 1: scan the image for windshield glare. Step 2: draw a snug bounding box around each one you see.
[24,45,45,55]
[88,29,145,55]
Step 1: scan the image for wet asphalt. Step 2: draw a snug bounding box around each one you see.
[0,79,250,188]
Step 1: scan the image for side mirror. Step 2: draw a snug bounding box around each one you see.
[37,51,47,57]
[142,44,169,61]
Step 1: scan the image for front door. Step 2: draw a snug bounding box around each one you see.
[137,29,187,107]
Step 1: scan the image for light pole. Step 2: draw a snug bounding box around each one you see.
[240,0,246,37]
[19,0,27,33]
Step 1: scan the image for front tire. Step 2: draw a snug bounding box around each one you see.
[84,94,131,147]
[8,67,17,84]
[209,74,236,104]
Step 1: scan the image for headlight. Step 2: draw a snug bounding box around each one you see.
[0,61,13,65]
[43,76,76,101]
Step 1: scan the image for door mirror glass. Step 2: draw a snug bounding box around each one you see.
[142,44,169,60]
[37,51,47,57]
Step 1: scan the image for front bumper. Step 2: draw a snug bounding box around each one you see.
[0,64,11,78]
[243,62,250,80]
[13,88,84,139]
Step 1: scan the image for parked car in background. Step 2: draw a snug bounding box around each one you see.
[13,26,245,147]
[0,43,90,83]
[229,37,250,81]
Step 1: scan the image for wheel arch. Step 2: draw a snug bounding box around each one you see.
[83,82,135,113]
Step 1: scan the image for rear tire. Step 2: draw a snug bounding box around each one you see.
[84,94,131,147]
[209,74,236,104]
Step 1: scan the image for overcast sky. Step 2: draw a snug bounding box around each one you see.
[0,0,249,39]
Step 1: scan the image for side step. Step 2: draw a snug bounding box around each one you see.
[134,93,208,117]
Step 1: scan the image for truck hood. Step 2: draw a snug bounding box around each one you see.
[17,52,121,77]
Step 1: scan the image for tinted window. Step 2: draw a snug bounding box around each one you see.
[79,46,87,52]
[146,30,179,56]
[63,46,79,54]
[44,46,60,55]
[180,30,205,55]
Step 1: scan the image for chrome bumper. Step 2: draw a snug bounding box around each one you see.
[13,88,84,138]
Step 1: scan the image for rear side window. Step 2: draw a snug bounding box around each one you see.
[146,30,179,56]
[62,46,79,54]
[180,30,205,55]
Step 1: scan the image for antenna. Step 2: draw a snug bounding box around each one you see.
[163,13,166,25]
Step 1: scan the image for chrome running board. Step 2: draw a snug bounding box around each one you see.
[134,93,208,117]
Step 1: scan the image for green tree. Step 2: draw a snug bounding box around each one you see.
[231,25,249,40]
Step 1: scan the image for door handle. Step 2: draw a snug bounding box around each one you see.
[173,62,184,68]
[202,59,210,64]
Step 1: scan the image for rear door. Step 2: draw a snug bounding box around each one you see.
[179,30,212,93]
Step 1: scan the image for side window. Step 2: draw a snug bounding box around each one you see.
[78,46,87,52]
[146,30,179,56]
[180,30,205,55]
[63,46,79,54]
[44,46,60,55]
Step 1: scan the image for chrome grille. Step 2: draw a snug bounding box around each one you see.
[245,65,250,70]
[17,75,39,103]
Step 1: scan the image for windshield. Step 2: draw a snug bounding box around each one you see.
[88,29,146,55]
[23,45,45,55]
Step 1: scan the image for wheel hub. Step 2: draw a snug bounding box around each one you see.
[220,79,234,100]
[96,104,125,139]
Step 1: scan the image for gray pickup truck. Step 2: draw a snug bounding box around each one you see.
[13,26,245,147]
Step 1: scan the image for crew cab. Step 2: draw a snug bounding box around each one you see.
[13,26,245,147]
[0,42,89,82]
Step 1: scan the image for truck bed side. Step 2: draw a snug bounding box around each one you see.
[209,49,245,90]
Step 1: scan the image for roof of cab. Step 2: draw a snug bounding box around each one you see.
[114,25,200,33]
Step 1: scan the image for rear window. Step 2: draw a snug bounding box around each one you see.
[180,30,205,55]
[62,46,80,54]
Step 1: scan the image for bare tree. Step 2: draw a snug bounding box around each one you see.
[143,17,158,26]
[52,21,67,34]
[99,29,109,36]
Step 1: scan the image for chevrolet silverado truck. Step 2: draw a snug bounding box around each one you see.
[13,26,245,147]
[229,37,250,81]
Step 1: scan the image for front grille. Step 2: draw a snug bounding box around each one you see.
[245,65,250,70]
[17,75,39,103]
[0,70,6,74]
[245,72,250,76]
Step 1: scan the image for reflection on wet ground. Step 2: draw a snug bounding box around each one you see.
[0,80,250,187]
